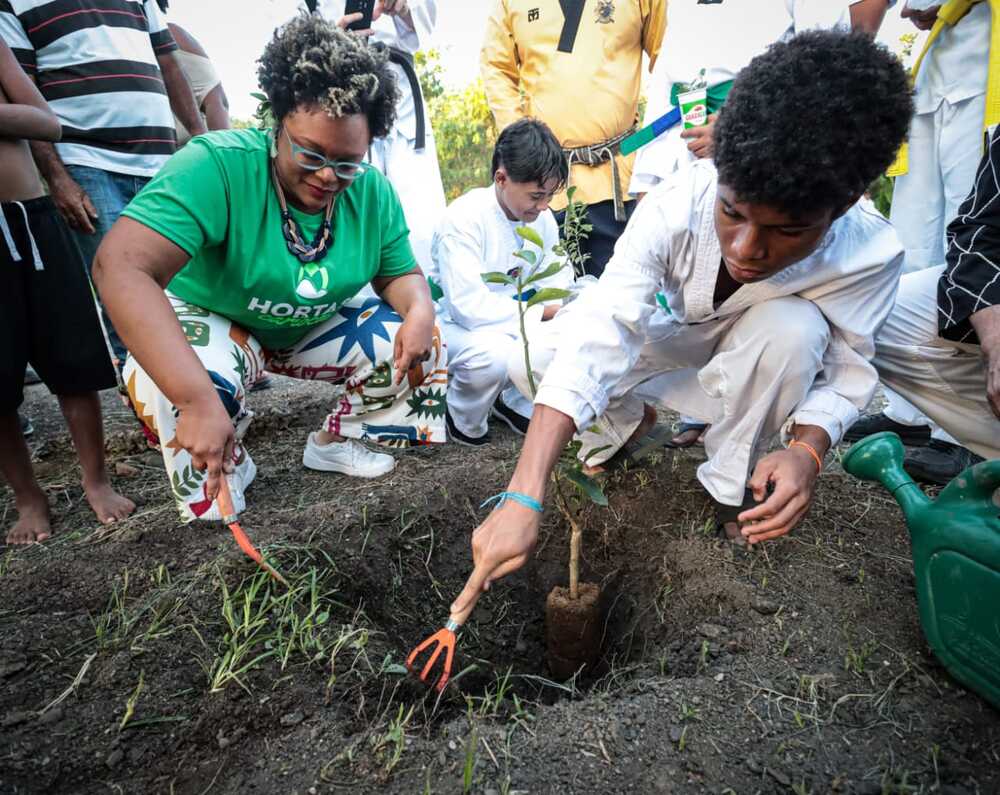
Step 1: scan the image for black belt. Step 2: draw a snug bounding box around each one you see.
[386,46,426,151]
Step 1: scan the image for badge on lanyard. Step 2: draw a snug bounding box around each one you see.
[595,0,615,24]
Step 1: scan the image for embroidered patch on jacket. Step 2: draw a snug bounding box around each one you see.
[595,0,615,24]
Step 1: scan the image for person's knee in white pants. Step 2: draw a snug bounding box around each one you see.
[697,296,830,505]
[447,330,517,438]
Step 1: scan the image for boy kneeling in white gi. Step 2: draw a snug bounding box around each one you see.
[432,119,572,445]
[449,31,914,608]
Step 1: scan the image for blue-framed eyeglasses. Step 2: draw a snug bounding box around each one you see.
[278,126,371,180]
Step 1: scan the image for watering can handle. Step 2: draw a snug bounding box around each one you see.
[955,458,1000,504]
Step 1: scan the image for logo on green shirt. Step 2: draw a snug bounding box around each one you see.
[295,262,331,300]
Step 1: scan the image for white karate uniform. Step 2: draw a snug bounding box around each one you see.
[883,0,989,440]
[874,265,1000,459]
[630,0,862,195]
[315,0,445,272]
[511,162,904,506]
[431,186,574,438]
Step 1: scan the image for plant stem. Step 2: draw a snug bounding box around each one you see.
[553,476,581,600]
[517,274,538,398]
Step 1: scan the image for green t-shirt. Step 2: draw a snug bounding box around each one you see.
[121,128,417,350]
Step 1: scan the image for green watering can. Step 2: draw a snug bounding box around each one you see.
[842,432,1000,709]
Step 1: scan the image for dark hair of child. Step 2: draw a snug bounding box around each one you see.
[491,118,569,189]
[714,30,913,216]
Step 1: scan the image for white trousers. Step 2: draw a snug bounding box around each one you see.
[370,128,447,275]
[873,265,999,460]
[510,297,831,506]
[885,93,985,442]
[442,320,533,438]
[890,93,986,273]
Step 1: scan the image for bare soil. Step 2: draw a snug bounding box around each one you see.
[2,378,998,795]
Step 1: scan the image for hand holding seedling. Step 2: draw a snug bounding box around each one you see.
[175,396,235,501]
[738,426,829,543]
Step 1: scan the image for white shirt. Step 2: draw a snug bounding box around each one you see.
[537,162,905,447]
[907,1,990,115]
[315,0,436,142]
[633,0,867,187]
[431,186,573,335]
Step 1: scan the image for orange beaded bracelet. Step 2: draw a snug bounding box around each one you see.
[789,439,823,473]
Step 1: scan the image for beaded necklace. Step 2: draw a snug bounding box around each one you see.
[271,163,336,264]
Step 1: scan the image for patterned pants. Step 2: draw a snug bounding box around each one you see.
[124,295,448,521]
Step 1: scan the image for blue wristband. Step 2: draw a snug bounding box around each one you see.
[480,491,544,513]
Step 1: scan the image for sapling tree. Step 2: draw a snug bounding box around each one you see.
[480,205,608,603]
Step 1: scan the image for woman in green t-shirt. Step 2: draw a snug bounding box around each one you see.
[92,14,446,522]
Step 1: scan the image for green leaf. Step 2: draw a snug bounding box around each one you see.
[564,467,609,506]
[526,288,572,308]
[515,225,544,249]
[523,261,567,286]
[513,249,537,266]
[583,444,613,463]
[481,271,514,285]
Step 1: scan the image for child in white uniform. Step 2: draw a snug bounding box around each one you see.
[432,119,573,444]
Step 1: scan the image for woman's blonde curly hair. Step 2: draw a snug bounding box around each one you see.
[257,13,399,136]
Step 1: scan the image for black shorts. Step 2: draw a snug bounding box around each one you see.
[0,196,116,412]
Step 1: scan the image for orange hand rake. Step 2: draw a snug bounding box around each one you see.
[406,587,482,693]
[216,477,289,588]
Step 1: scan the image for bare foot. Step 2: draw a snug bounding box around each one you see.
[669,424,708,448]
[83,479,136,525]
[5,495,51,545]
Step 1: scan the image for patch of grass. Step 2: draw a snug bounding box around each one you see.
[844,638,879,677]
[372,703,415,777]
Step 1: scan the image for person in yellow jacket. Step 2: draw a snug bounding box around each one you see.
[480,0,666,277]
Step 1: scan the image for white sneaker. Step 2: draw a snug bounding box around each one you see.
[302,432,396,478]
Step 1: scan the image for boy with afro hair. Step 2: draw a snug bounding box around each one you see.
[450,30,914,610]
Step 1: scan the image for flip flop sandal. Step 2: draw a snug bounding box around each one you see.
[598,424,676,472]
[665,421,709,449]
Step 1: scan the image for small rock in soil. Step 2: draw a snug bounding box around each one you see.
[746,756,763,774]
[751,596,780,615]
[668,726,683,743]
[114,462,140,477]
[767,767,791,787]
[106,748,124,769]
[280,711,305,727]
[713,673,724,682]
[697,623,725,639]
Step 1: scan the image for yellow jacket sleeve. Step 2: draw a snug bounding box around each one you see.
[480,0,524,130]
[642,0,668,71]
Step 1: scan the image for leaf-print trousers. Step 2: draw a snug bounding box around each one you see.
[123,294,448,522]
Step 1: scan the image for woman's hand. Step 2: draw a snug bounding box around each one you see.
[737,445,820,544]
[449,502,542,619]
[680,113,718,160]
[174,395,235,503]
[393,306,434,385]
